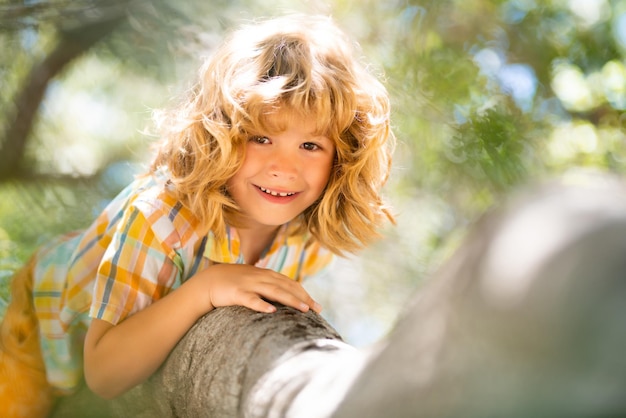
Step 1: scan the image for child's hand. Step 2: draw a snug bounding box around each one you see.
[190,264,322,314]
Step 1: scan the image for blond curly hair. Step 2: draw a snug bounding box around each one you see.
[151,14,395,255]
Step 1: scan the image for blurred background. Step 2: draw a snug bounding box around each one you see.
[1,0,625,347]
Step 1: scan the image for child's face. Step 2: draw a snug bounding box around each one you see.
[226,116,335,230]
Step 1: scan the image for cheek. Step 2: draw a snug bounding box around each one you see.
[225,172,245,198]
[314,158,335,190]
[228,153,256,187]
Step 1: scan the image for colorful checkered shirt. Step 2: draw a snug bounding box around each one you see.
[31,174,333,393]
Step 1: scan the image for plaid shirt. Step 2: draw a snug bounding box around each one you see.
[31,174,333,393]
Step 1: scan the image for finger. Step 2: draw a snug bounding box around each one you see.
[257,274,322,311]
[310,301,323,314]
[242,293,277,313]
[275,282,322,313]
[255,284,315,313]
[296,290,322,313]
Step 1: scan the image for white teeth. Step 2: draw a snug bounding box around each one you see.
[260,187,294,197]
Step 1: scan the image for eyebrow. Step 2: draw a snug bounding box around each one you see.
[306,134,332,141]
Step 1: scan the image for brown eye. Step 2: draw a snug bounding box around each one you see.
[302,142,320,151]
[250,136,271,144]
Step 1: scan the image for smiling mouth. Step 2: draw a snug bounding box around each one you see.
[259,186,296,197]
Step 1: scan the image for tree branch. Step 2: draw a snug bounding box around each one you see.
[0,16,125,181]
[52,306,348,417]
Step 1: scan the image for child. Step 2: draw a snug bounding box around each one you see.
[0,13,395,417]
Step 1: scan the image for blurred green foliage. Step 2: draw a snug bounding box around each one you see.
[1,0,625,344]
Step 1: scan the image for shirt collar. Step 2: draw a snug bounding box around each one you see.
[203,222,305,265]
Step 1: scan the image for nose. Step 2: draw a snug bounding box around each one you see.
[267,148,297,179]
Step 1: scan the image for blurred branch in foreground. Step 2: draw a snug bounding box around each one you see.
[0,0,132,180]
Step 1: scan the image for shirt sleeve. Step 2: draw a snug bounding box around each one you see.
[89,200,183,325]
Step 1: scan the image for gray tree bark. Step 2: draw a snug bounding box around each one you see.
[332,175,626,417]
[53,174,626,417]
[52,305,354,417]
